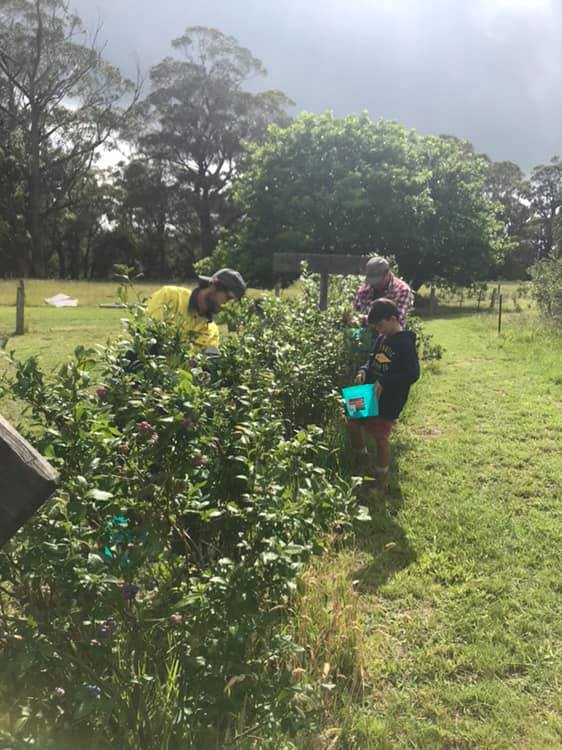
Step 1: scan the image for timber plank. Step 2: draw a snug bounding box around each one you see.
[0,415,58,547]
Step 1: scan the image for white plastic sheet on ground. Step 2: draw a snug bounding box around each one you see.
[44,293,78,308]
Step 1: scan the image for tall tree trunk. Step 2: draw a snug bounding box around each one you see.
[29,4,46,278]
[69,232,80,278]
[15,242,31,277]
[196,193,214,260]
[83,231,93,278]
[57,244,66,278]
[157,209,167,278]
[29,106,45,277]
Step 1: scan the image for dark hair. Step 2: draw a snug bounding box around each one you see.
[368,298,400,323]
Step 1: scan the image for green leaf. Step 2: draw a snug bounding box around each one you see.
[86,489,113,501]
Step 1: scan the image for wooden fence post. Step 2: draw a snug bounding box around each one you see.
[15,279,25,335]
[498,294,503,335]
[272,254,371,311]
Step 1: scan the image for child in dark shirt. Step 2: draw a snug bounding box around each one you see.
[347,298,420,492]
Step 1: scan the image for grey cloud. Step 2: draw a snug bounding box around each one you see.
[70,0,562,170]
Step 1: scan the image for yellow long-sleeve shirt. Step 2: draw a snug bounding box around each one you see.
[146,286,220,351]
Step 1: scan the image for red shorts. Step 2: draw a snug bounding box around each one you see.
[349,416,395,439]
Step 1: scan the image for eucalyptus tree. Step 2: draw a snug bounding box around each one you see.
[142,26,293,265]
[0,0,139,276]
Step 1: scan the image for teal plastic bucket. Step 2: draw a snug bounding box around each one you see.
[341,384,378,419]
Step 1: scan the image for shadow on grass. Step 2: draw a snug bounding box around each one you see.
[340,428,418,594]
[415,305,496,320]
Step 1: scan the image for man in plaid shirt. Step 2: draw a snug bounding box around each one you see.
[351,256,413,327]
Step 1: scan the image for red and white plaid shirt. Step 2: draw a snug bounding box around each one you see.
[352,272,413,326]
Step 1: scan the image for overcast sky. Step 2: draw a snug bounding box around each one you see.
[70,0,562,170]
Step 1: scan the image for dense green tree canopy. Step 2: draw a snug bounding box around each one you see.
[483,159,533,278]
[203,113,504,288]
[413,135,504,288]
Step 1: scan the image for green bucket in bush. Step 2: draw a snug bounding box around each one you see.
[341,384,378,419]
[348,326,375,353]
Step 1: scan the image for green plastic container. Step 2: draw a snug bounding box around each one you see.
[348,326,375,353]
[341,384,378,419]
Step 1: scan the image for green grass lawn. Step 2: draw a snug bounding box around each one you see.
[0,302,129,424]
[292,310,562,749]
[0,280,164,387]
[0,277,289,309]
[0,278,166,307]
[0,279,284,423]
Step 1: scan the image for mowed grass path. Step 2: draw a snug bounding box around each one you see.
[316,312,562,749]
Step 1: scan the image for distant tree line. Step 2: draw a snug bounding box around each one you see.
[0,0,291,279]
[0,0,560,286]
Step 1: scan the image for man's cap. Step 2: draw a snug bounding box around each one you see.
[198,268,247,299]
[365,255,390,283]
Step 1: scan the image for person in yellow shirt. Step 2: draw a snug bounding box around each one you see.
[146,268,247,354]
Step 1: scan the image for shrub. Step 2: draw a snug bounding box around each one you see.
[0,271,437,747]
[528,255,562,323]
[0,278,364,748]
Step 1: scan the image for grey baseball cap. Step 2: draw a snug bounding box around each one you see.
[365,255,390,283]
[198,268,247,299]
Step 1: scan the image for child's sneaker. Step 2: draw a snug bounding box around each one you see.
[374,466,390,494]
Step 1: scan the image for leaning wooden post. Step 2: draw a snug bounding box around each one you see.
[0,414,58,548]
[15,279,25,335]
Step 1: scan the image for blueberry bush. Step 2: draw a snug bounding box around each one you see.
[0,272,437,748]
[0,275,366,749]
